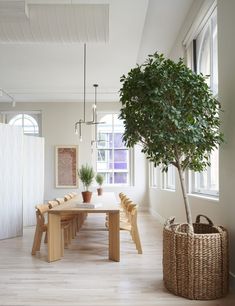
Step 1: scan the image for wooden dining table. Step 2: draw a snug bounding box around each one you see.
[48,192,120,262]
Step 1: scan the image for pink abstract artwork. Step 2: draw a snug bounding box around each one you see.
[55,146,78,188]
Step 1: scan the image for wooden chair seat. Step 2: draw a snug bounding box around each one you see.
[106,212,128,223]
[119,221,131,231]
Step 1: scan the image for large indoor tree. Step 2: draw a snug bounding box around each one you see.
[119,52,223,224]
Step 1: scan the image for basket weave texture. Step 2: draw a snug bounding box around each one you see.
[163,214,229,300]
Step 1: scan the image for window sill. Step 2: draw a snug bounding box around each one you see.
[162,188,176,192]
[188,193,219,202]
[102,184,132,188]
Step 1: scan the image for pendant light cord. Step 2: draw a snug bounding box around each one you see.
[83,43,86,122]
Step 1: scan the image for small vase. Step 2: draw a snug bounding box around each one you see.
[82,191,92,203]
[97,188,103,196]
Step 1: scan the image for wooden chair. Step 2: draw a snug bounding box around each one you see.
[118,193,133,222]
[31,204,50,255]
[53,196,85,241]
[106,199,142,254]
[121,199,134,221]
[55,197,84,236]
[31,203,72,256]
[119,193,129,213]
[120,204,142,254]
[106,193,130,223]
[119,192,125,200]
[51,199,83,240]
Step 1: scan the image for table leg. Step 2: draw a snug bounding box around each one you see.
[48,213,62,262]
[108,211,120,262]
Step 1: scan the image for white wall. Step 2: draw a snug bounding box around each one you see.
[168,0,205,61]
[147,0,235,287]
[0,102,148,210]
[217,0,235,287]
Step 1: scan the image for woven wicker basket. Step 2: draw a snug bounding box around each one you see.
[163,215,229,300]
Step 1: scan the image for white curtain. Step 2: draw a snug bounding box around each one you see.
[0,124,23,240]
[23,135,44,227]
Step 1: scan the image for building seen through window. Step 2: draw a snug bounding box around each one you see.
[96,113,129,185]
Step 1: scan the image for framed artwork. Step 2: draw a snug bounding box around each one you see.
[55,145,78,188]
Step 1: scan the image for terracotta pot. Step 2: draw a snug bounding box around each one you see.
[97,188,103,196]
[81,191,92,203]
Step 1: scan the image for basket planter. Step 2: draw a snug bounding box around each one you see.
[163,215,229,300]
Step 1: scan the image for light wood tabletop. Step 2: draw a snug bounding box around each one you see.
[50,192,120,213]
[48,192,120,263]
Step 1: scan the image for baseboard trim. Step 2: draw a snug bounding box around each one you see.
[139,207,149,213]
[149,208,166,225]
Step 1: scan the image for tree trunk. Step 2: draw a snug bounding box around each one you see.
[177,163,192,224]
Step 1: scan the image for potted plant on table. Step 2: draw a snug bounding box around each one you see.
[77,164,95,203]
[119,52,228,300]
[95,173,104,196]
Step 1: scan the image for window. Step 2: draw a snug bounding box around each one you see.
[188,8,219,197]
[96,113,130,185]
[149,162,161,188]
[2,111,41,136]
[191,149,219,196]
[163,165,176,191]
[196,9,218,94]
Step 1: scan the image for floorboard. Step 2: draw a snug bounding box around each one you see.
[0,212,234,306]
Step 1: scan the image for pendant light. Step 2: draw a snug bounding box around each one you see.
[75,44,104,142]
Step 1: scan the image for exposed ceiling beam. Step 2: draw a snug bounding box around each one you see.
[0,1,29,19]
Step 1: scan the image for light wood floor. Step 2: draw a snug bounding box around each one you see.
[0,212,234,306]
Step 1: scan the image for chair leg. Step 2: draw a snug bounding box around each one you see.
[61,228,64,257]
[44,231,48,243]
[72,218,77,238]
[64,226,69,248]
[70,222,73,241]
[31,225,43,255]
[132,228,142,254]
[77,214,83,231]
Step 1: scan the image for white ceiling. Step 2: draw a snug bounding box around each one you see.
[0,0,193,104]
[0,2,109,42]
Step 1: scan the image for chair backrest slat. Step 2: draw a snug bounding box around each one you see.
[48,200,59,209]
[55,198,64,205]
[64,194,72,201]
